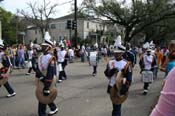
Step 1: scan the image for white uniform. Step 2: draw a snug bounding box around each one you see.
[108,59,127,87]
[57,49,67,63]
[143,54,153,70]
[38,54,52,71]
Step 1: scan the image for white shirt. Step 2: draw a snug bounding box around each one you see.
[28,50,33,60]
[68,49,74,57]
[108,59,127,86]
[57,49,67,63]
[143,54,153,70]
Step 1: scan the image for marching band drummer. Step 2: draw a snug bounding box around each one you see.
[139,48,154,95]
[0,39,16,98]
[89,45,99,76]
[105,45,132,116]
[35,32,58,116]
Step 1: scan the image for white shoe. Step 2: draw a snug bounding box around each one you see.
[7,92,16,98]
[49,108,58,115]
[57,80,62,83]
[26,73,30,75]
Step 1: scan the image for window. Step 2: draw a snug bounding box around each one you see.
[50,24,56,29]
[87,22,89,29]
[35,30,37,34]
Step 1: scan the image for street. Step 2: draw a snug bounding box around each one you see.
[0,59,163,116]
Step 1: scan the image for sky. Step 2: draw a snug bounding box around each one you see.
[0,0,83,18]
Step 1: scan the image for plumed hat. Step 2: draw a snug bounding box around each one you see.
[113,44,126,53]
[113,35,126,53]
[42,31,53,47]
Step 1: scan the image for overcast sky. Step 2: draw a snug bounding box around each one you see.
[0,0,83,18]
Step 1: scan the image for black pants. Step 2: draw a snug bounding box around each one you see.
[112,104,121,116]
[59,62,67,80]
[93,66,97,74]
[143,82,149,90]
[38,102,57,116]
[28,59,36,73]
[4,81,15,94]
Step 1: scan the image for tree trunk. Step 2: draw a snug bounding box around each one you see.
[124,27,131,44]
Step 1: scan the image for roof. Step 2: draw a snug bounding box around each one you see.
[55,12,95,20]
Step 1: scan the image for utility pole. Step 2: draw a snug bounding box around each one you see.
[16,15,18,44]
[0,1,3,40]
[74,0,77,47]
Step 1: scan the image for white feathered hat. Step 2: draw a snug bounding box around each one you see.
[94,42,98,48]
[113,35,126,53]
[42,31,53,47]
[143,42,150,49]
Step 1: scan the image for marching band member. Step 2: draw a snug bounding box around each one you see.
[35,32,58,116]
[105,45,132,116]
[140,48,154,95]
[89,45,98,76]
[0,39,16,98]
[57,44,68,82]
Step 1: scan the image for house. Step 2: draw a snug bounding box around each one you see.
[24,13,123,45]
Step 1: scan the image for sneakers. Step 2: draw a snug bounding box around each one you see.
[25,73,30,75]
[142,90,148,95]
[57,80,62,83]
[6,92,16,98]
[92,73,96,76]
[48,108,58,115]
[62,77,67,80]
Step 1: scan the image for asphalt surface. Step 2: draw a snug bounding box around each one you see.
[0,59,164,116]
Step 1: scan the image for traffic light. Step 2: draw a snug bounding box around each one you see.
[66,20,72,29]
[72,20,77,30]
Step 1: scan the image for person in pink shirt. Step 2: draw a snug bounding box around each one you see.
[150,67,175,116]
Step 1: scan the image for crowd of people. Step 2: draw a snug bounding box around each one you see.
[0,32,175,116]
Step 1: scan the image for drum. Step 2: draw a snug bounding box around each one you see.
[35,76,57,104]
[89,52,97,66]
[141,71,153,83]
[110,71,128,104]
[0,64,10,86]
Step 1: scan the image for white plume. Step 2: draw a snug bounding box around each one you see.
[94,42,98,48]
[114,35,122,47]
[143,42,150,49]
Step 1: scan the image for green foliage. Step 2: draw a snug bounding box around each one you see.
[83,0,175,43]
[0,7,17,45]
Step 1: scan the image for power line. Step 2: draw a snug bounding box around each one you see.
[58,0,74,6]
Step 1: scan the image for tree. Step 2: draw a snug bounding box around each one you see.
[0,7,17,45]
[18,0,58,40]
[83,0,175,43]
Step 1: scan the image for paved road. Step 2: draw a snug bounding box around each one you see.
[0,59,163,116]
